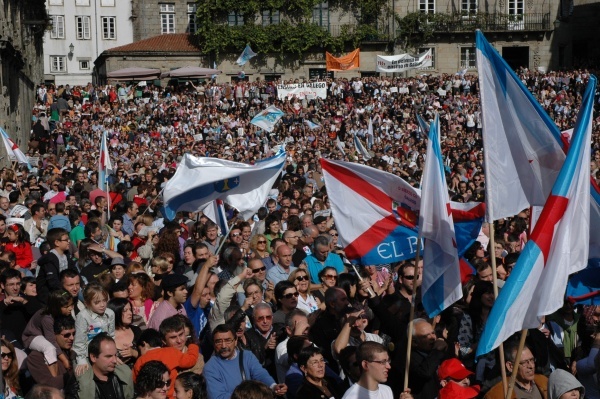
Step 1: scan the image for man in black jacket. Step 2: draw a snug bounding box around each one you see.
[36,228,77,304]
[0,268,42,345]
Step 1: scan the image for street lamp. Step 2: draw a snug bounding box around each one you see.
[68,43,74,60]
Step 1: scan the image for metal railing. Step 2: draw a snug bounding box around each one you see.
[425,13,552,32]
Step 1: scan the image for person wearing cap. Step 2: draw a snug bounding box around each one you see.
[313,215,330,234]
[437,358,480,399]
[547,369,585,399]
[147,274,189,331]
[109,257,127,283]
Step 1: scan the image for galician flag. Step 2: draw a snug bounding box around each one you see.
[98,130,113,190]
[251,105,284,132]
[476,75,596,357]
[0,127,32,169]
[419,114,462,317]
[236,44,257,66]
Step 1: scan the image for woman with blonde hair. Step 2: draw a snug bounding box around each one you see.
[289,269,319,314]
[249,234,269,261]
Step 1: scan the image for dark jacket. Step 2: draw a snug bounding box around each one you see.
[36,251,77,304]
[74,364,134,399]
[296,376,345,399]
[408,347,447,399]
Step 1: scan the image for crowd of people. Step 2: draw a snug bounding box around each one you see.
[1,68,598,399]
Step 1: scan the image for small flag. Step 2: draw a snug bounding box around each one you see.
[251,105,284,133]
[98,130,113,190]
[236,44,257,66]
[304,120,321,130]
[0,127,32,169]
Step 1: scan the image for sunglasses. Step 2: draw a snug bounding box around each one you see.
[323,275,337,280]
[295,275,309,282]
[403,275,415,280]
[282,292,299,299]
[257,240,267,244]
[256,315,273,322]
[155,379,171,388]
[251,267,266,274]
[1,352,13,359]
[61,332,75,338]
[231,233,241,237]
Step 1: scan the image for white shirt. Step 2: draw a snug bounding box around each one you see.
[342,383,394,399]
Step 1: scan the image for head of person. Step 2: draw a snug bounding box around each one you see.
[252,302,273,335]
[548,369,585,399]
[324,287,349,315]
[301,225,319,245]
[274,280,298,311]
[174,372,207,399]
[53,315,76,351]
[264,214,281,235]
[126,201,139,217]
[59,269,81,298]
[83,282,109,315]
[298,346,326,383]
[312,235,330,262]
[397,263,417,293]
[127,273,155,301]
[468,280,495,316]
[88,333,117,377]
[474,259,493,282]
[21,276,37,297]
[243,278,263,307]
[110,258,127,281]
[24,385,64,399]
[412,318,437,352]
[318,266,338,288]
[108,297,133,329]
[249,234,268,254]
[247,259,266,282]
[212,324,237,360]
[229,226,243,245]
[289,268,310,294]
[161,274,189,304]
[202,221,218,242]
[356,341,391,384]
[44,289,74,319]
[230,380,273,399]
[1,337,19,389]
[505,342,536,385]
[438,358,474,388]
[313,216,328,233]
[0,268,21,297]
[284,309,310,337]
[159,315,188,351]
[275,244,293,268]
[338,273,358,299]
[135,360,170,399]
[47,227,70,250]
[283,230,299,248]
[339,346,361,383]
[137,329,164,356]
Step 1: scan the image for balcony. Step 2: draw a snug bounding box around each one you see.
[325,23,392,42]
[422,12,552,33]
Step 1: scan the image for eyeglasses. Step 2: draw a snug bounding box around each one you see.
[282,292,299,299]
[323,275,337,280]
[60,332,75,338]
[1,352,13,359]
[214,338,235,346]
[251,267,266,274]
[155,379,171,388]
[231,233,241,237]
[295,275,309,282]
[257,240,267,244]
[368,359,391,365]
[256,315,273,322]
[516,357,536,367]
[402,275,415,280]
[330,233,338,236]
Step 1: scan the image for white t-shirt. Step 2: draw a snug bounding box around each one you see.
[342,383,394,399]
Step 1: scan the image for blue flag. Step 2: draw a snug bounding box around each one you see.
[236,44,257,66]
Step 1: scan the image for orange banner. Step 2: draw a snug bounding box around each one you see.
[326,49,360,71]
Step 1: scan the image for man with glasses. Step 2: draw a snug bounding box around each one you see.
[342,341,413,399]
[75,333,134,399]
[27,315,76,389]
[483,343,548,399]
[245,302,278,379]
[204,324,287,399]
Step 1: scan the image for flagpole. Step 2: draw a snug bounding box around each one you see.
[404,231,422,391]
[505,329,527,399]
[488,224,508,396]
[140,187,165,217]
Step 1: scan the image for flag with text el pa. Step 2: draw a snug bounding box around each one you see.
[476,30,565,221]
[164,148,286,221]
[420,114,462,317]
[326,49,360,71]
[477,75,596,357]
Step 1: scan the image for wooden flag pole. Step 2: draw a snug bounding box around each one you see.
[404,233,423,391]
[488,223,508,397]
[505,329,527,399]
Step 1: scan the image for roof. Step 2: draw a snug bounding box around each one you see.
[105,33,201,54]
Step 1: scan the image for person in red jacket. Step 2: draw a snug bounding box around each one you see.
[5,223,33,269]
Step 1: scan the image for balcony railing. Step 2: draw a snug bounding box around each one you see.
[325,23,392,41]
[424,13,552,32]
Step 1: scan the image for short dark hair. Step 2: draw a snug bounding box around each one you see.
[158,315,186,339]
[24,385,62,399]
[88,333,114,362]
[53,315,75,334]
[297,346,322,368]
[212,323,236,339]
[231,381,272,399]
[59,268,80,282]
[356,341,388,371]
[138,328,163,349]
[135,360,169,397]
[274,280,295,303]
[0,268,21,285]
[47,228,69,249]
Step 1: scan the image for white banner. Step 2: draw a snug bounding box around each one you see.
[276,82,327,100]
[376,49,433,73]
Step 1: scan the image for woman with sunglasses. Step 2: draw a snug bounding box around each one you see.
[311,267,338,306]
[289,269,319,314]
[135,360,171,399]
[1,338,21,399]
[249,234,269,262]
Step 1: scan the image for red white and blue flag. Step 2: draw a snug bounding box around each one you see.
[320,158,484,266]
[420,114,462,317]
[98,130,113,191]
[476,75,595,357]
[0,127,31,169]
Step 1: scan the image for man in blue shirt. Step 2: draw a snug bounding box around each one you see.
[303,235,345,283]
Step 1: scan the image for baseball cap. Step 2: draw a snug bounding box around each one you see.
[438,382,480,399]
[313,216,327,225]
[438,358,474,381]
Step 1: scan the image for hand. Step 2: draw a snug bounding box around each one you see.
[241,296,254,311]
[358,278,372,293]
[238,267,253,281]
[60,357,71,370]
[266,333,277,350]
[75,364,89,376]
[345,309,364,326]
[399,388,414,399]
[272,384,287,396]
[205,255,218,268]
[292,319,310,336]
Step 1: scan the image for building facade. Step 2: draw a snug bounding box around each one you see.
[44,0,135,85]
[131,0,199,42]
[0,0,47,158]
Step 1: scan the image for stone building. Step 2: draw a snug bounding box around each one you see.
[131,0,198,42]
[0,0,47,158]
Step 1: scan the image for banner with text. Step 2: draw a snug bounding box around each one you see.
[376,49,432,73]
[276,82,328,100]
[326,49,360,71]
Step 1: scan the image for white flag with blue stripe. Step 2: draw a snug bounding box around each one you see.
[163,148,286,221]
[477,75,595,356]
[353,134,371,161]
[251,105,284,132]
[304,120,321,130]
[419,114,462,317]
[236,44,257,66]
[0,127,32,170]
[98,130,113,190]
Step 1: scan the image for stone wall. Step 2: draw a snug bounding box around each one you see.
[0,0,46,165]
[132,0,193,42]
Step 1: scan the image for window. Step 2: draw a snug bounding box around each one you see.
[460,46,476,68]
[508,0,524,14]
[187,3,197,33]
[312,2,329,27]
[48,0,63,4]
[102,17,116,39]
[419,47,436,69]
[262,10,280,26]
[75,0,90,5]
[50,56,66,73]
[101,0,115,6]
[461,0,477,14]
[228,12,244,26]
[79,60,90,70]
[75,16,91,40]
[50,15,65,39]
[419,0,435,13]
[160,3,175,33]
